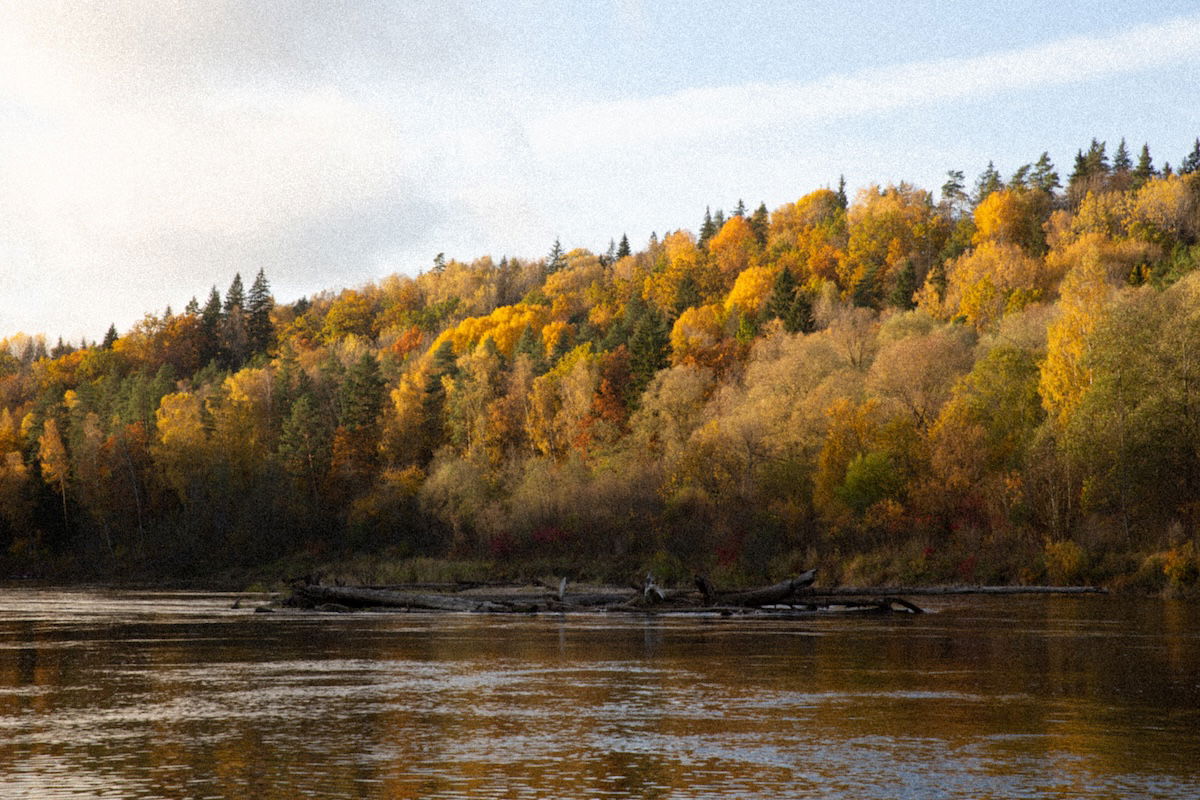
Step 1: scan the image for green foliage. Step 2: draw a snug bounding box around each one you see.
[7,136,1200,589]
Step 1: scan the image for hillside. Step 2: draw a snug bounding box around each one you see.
[2,138,1200,592]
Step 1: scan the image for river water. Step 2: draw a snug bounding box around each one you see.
[0,589,1196,799]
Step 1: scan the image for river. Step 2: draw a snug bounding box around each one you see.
[0,589,1196,799]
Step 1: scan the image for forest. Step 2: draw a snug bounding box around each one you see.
[2,137,1200,593]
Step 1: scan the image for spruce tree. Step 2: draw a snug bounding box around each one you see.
[340,354,385,431]
[224,273,245,313]
[1133,143,1156,188]
[627,310,670,398]
[733,198,746,217]
[184,296,200,315]
[1113,138,1132,173]
[546,239,565,273]
[1181,138,1200,175]
[699,207,716,244]
[836,175,848,209]
[616,234,631,259]
[246,269,273,355]
[749,203,769,246]
[101,324,119,350]
[200,287,222,365]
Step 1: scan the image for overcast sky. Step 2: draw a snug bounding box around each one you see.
[3,1,1200,342]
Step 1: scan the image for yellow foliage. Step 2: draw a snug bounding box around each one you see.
[670,304,726,363]
[767,189,846,283]
[724,266,778,314]
[972,188,1049,252]
[1127,174,1200,244]
[1039,249,1112,427]
[541,320,573,356]
[431,303,551,358]
[643,230,724,312]
[923,242,1050,330]
[843,183,946,296]
[708,215,757,276]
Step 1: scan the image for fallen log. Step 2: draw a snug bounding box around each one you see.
[695,569,817,607]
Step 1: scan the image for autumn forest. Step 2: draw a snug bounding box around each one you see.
[3,137,1200,592]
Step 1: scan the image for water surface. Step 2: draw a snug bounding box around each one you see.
[0,589,1197,799]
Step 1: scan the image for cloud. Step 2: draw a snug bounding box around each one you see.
[0,1,538,339]
[528,15,1200,155]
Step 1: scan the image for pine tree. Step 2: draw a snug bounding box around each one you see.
[974,161,1003,204]
[1031,152,1060,194]
[102,324,119,350]
[941,170,968,214]
[616,234,631,259]
[733,198,746,217]
[246,269,273,355]
[433,252,446,273]
[711,208,726,232]
[836,175,848,209]
[184,296,200,315]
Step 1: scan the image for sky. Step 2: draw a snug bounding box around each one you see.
[2,1,1200,342]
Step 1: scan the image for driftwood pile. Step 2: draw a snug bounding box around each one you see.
[280,569,927,616]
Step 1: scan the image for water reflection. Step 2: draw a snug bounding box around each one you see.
[0,591,1197,799]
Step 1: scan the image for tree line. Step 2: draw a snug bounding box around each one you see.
[2,136,1200,590]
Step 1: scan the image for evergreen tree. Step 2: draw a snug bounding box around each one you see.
[1133,143,1156,188]
[836,175,848,209]
[420,340,459,462]
[974,161,1003,204]
[616,234,631,259]
[278,394,331,502]
[433,252,446,273]
[340,354,385,431]
[514,324,547,374]
[1083,139,1109,176]
[748,202,769,246]
[712,208,726,232]
[200,287,222,365]
[546,239,565,273]
[101,324,119,350]
[1009,164,1031,189]
[699,207,716,244]
[1181,138,1200,175]
[184,296,200,315]
[941,170,968,214]
[1113,138,1132,173]
[1031,152,1060,194]
[627,310,670,399]
[224,273,245,314]
[673,273,701,314]
[733,198,747,217]
[246,269,273,355]
[765,267,815,333]
[889,261,918,309]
